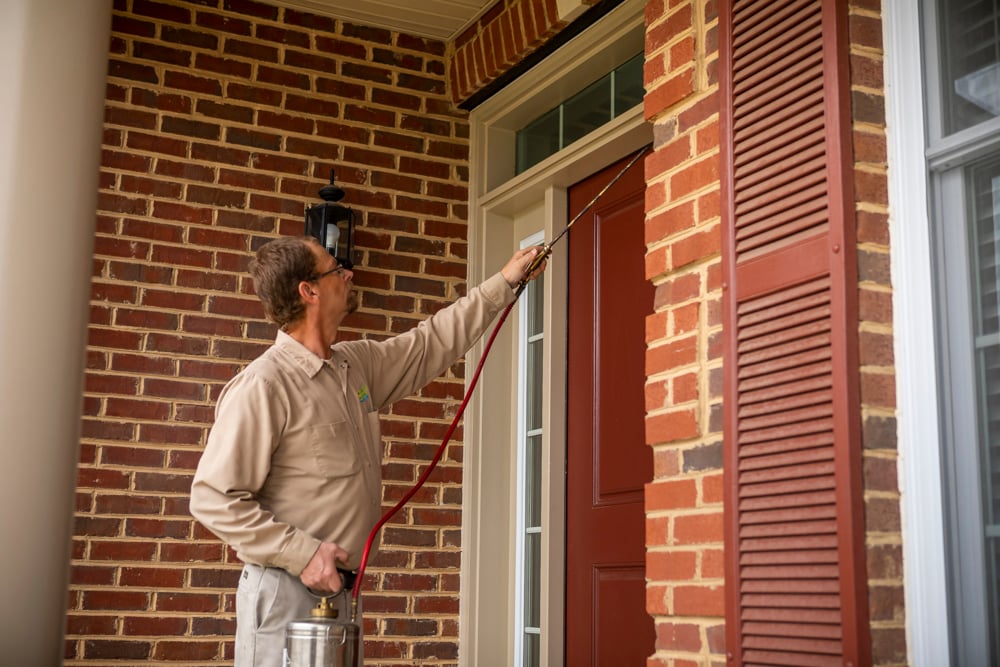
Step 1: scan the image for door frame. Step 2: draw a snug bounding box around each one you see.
[460,1,651,665]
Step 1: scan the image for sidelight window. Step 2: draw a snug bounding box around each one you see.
[514,232,545,667]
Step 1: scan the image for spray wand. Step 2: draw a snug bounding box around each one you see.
[349,144,650,622]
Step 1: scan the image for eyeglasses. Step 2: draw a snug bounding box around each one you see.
[311,265,349,281]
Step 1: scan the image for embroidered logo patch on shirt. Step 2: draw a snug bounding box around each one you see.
[357,386,370,404]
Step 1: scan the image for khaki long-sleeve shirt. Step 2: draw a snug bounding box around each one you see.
[190,272,515,575]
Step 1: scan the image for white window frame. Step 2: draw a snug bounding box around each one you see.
[885,0,1000,663]
[884,1,950,664]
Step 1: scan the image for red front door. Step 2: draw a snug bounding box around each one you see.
[565,154,655,665]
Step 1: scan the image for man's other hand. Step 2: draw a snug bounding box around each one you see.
[299,542,350,593]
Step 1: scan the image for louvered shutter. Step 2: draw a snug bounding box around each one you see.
[720,0,872,665]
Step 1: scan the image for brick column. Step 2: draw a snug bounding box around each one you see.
[642,0,726,663]
[849,1,906,663]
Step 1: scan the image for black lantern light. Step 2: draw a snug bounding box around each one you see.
[304,169,355,269]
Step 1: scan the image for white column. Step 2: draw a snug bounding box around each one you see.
[0,1,112,661]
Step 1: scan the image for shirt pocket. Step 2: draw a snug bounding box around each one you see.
[307,420,361,479]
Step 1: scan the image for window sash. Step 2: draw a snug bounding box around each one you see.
[925,1,1000,658]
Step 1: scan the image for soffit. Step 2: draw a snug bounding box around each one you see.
[267,0,495,41]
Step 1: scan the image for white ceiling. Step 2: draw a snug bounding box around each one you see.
[268,0,496,41]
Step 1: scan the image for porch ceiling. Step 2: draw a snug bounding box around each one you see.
[267,0,494,40]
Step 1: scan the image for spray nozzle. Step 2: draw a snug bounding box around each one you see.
[516,243,553,296]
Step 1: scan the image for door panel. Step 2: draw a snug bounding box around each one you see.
[566,154,654,665]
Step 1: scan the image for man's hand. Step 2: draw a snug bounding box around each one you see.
[501,246,548,289]
[299,542,350,594]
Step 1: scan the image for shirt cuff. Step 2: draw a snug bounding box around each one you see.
[482,271,518,308]
[273,531,323,576]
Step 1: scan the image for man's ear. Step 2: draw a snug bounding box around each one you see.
[298,280,317,302]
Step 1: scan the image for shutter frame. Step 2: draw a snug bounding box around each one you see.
[721,0,871,664]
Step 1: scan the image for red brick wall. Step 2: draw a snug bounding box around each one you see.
[849,1,906,665]
[69,1,469,664]
[449,0,602,103]
[642,0,726,664]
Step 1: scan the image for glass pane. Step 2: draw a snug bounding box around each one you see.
[526,339,543,431]
[938,0,1000,134]
[523,632,539,667]
[614,53,645,117]
[516,107,561,174]
[972,163,1000,336]
[969,157,1000,663]
[528,274,545,336]
[526,434,542,528]
[989,536,1000,662]
[524,531,541,628]
[982,346,1000,521]
[514,52,642,173]
[563,76,612,146]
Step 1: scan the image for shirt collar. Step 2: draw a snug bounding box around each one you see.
[275,329,334,379]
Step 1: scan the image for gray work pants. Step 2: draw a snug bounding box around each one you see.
[235,563,361,667]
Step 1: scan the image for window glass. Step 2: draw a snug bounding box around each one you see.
[526,434,542,528]
[563,77,612,146]
[972,161,1000,338]
[524,530,541,627]
[526,339,543,431]
[523,632,539,667]
[938,0,1000,134]
[517,269,544,667]
[613,52,645,115]
[969,159,1000,659]
[516,108,562,175]
[514,52,645,174]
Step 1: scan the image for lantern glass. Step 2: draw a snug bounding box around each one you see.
[305,203,354,268]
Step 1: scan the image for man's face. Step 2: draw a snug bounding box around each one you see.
[311,245,358,317]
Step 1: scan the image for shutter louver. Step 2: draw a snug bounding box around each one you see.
[737,278,842,667]
[732,0,827,262]
[721,0,871,665]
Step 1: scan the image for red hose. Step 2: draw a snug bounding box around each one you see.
[352,298,517,604]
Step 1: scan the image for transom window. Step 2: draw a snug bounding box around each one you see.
[514,53,644,174]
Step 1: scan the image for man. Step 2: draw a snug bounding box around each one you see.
[190,235,544,666]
